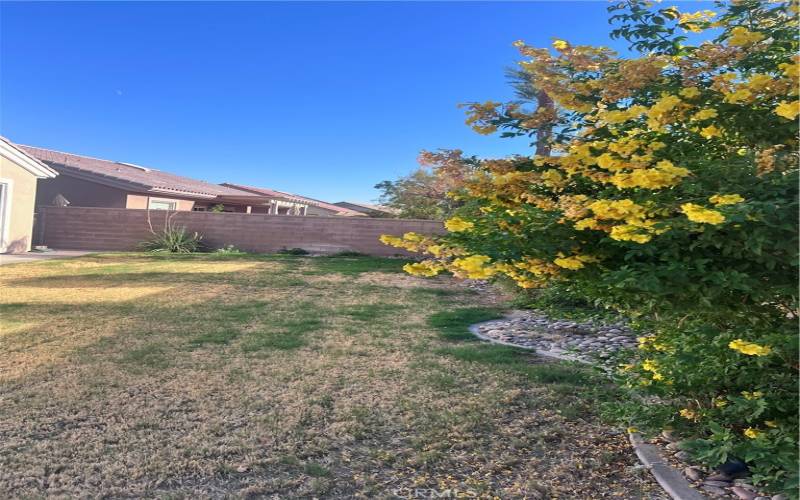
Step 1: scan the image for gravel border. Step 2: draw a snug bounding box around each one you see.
[468,319,586,363]
[468,314,709,500]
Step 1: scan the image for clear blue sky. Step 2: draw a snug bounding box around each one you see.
[3,1,646,203]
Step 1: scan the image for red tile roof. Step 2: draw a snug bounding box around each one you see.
[222,183,364,216]
[19,145,257,199]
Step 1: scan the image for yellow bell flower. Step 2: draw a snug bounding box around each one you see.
[729,339,772,356]
[775,100,800,120]
[681,203,725,225]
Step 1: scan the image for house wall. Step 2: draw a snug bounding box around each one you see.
[0,157,40,253]
[37,206,445,256]
[36,173,129,208]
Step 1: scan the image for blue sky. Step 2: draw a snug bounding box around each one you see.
[3,1,639,202]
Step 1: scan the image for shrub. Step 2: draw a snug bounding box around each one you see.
[277,247,309,255]
[381,0,798,494]
[140,226,203,253]
[141,212,204,253]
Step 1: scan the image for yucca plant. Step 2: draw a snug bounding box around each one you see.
[140,211,204,253]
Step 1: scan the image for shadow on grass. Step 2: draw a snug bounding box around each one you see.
[427,307,505,341]
[302,256,411,276]
[426,306,618,418]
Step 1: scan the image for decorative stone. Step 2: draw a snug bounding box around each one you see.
[684,467,703,481]
[702,485,728,496]
[771,495,787,500]
[674,451,692,461]
[707,473,732,481]
[661,430,678,442]
[731,487,757,500]
[704,480,733,487]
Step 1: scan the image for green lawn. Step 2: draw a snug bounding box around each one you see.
[0,253,664,498]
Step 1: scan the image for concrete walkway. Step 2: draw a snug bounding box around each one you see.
[0,250,96,265]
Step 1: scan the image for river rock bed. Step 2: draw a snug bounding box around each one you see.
[473,310,638,363]
[657,431,781,500]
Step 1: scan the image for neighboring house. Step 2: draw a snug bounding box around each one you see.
[20,145,353,216]
[0,137,58,253]
[333,201,399,217]
[222,183,365,217]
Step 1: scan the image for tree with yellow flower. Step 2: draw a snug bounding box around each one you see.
[381,0,798,494]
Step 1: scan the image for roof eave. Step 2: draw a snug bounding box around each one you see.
[0,138,58,178]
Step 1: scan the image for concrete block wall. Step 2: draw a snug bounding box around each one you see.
[37,207,444,256]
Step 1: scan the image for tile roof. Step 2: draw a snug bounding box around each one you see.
[335,201,399,215]
[0,136,58,178]
[19,145,256,199]
[222,183,364,216]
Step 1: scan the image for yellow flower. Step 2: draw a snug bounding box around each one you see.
[427,245,443,257]
[741,391,764,400]
[775,100,800,120]
[765,420,778,428]
[641,359,658,372]
[379,234,404,247]
[403,262,443,277]
[596,153,626,171]
[589,199,646,220]
[541,169,565,189]
[627,426,639,434]
[699,125,722,139]
[779,62,799,79]
[691,108,718,121]
[444,217,474,232]
[553,256,584,270]
[679,408,698,420]
[608,161,690,190]
[724,88,752,104]
[714,397,728,408]
[727,27,765,47]
[681,203,725,225]
[574,218,602,231]
[679,87,701,98]
[452,254,495,279]
[652,372,665,381]
[729,339,772,356]
[610,224,652,243]
[743,427,762,439]
[709,194,744,206]
[552,39,569,50]
[745,73,773,91]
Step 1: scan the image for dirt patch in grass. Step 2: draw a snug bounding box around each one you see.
[0,253,665,499]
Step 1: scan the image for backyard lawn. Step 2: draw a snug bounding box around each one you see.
[0,253,664,498]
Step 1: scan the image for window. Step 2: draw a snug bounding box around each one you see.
[148,198,177,210]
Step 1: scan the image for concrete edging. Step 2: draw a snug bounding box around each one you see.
[629,433,707,500]
[467,316,707,500]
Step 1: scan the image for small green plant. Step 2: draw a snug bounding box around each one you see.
[277,247,309,255]
[140,226,203,253]
[139,218,204,253]
[140,212,204,253]
[209,204,225,213]
[303,462,330,478]
[327,250,367,257]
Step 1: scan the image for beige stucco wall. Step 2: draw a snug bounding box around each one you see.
[0,156,40,253]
